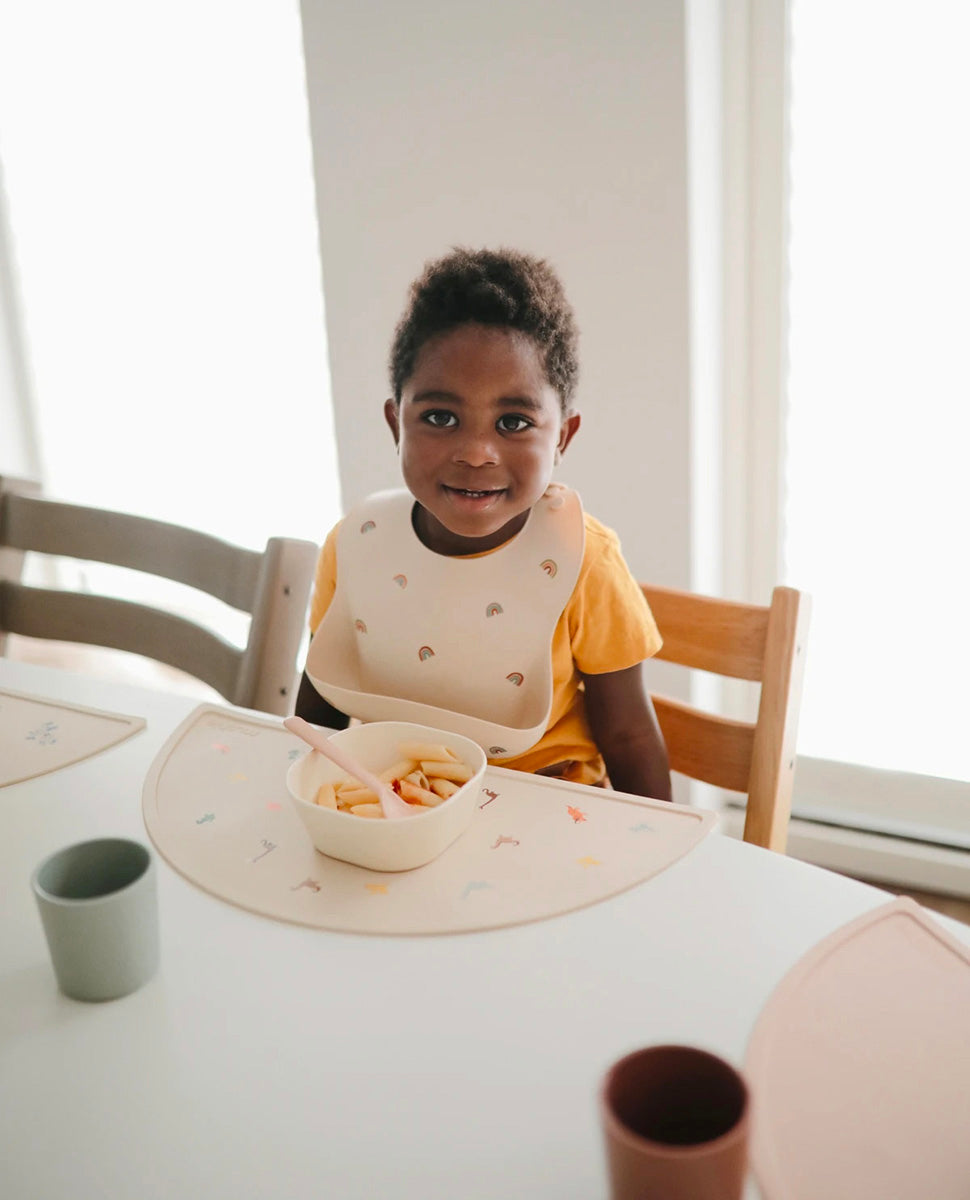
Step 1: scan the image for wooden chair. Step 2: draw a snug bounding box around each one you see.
[641,583,811,853]
[0,477,318,716]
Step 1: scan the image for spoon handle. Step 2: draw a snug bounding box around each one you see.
[283,717,415,819]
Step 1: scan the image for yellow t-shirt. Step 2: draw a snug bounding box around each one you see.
[308,509,662,785]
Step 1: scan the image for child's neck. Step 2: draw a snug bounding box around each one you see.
[411,503,530,557]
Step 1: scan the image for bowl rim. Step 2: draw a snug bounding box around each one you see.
[285,726,486,822]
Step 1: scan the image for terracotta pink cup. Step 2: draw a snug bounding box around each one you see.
[601,1044,750,1200]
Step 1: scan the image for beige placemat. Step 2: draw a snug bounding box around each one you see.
[142,704,717,935]
[0,688,146,787]
[746,897,970,1200]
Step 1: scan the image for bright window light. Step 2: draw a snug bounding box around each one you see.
[784,0,970,782]
[0,0,339,563]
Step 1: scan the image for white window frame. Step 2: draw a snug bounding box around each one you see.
[0,175,42,483]
[721,0,970,894]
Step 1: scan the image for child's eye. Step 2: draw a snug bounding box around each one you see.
[497,414,532,433]
[421,410,458,429]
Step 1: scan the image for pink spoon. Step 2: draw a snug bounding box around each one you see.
[283,716,420,820]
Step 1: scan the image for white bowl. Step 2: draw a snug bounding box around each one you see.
[285,721,487,872]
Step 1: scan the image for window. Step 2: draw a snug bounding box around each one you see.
[784,0,970,786]
[724,0,970,880]
[0,0,339,561]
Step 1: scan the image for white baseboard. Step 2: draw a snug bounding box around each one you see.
[719,808,970,900]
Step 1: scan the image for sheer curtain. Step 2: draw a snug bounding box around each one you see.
[783,0,970,786]
[0,1,340,566]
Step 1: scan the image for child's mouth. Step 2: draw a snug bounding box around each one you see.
[444,486,505,500]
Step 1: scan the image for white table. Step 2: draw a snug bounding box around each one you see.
[2,660,956,1200]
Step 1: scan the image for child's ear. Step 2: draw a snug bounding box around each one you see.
[557,410,581,456]
[384,398,401,446]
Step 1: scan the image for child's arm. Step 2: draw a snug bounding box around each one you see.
[294,527,349,729]
[294,671,350,730]
[582,663,672,801]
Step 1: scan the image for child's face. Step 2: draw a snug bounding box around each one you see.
[385,322,580,556]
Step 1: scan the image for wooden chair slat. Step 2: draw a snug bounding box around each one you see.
[744,587,812,850]
[0,492,263,611]
[1,583,244,699]
[642,581,811,853]
[642,584,769,681]
[651,695,754,793]
[0,477,318,716]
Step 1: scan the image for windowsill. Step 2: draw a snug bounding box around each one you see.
[790,756,970,850]
[720,809,970,902]
[717,755,970,899]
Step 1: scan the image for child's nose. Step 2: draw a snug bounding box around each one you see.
[453,428,499,467]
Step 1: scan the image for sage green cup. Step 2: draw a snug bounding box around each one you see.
[32,837,159,1002]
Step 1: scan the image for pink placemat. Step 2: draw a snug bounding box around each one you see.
[141,704,716,935]
[0,688,145,787]
[746,897,970,1199]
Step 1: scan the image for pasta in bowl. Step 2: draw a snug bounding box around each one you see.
[285,721,487,871]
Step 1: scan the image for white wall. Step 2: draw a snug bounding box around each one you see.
[298,0,715,614]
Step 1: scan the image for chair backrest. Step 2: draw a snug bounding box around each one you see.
[641,582,811,853]
[0,477,318,716]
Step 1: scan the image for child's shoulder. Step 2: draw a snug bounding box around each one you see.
[575,508,641,590]
[580,509,624,559]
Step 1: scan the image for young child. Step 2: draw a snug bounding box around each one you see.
[295,247,671,801]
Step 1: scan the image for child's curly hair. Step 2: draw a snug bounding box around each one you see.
[389,247,579,410]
